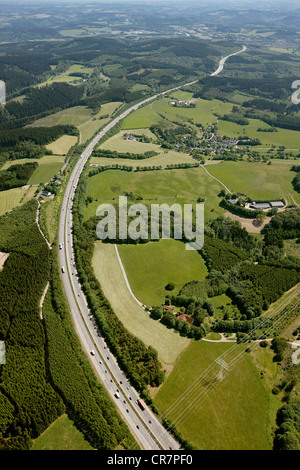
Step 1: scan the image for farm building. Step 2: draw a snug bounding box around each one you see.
[177,313,194,324]
[41,190,52,198]
[250,202,270,210]
[164,305,174,311]
[270,201,285,208]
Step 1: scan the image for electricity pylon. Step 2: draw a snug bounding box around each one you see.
[215,358,229,381]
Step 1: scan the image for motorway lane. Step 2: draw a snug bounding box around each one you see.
[58,121,179,450]
[210,45,247,76]
[57,46,248,450]
[58,185,162,450]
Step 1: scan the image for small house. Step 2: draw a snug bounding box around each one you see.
[177,313,194,324]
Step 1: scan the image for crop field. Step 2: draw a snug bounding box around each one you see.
[154,339,276,450]
[118,239,208,307]
[92,242,190,365]
[90,150,196,169]
[46,135,78,155]
[85,167,225,221]
[207,160,300,205]
[0,187,29,215]
[29,102,122,130]
[29,106,95,128]
[79,118,110,144]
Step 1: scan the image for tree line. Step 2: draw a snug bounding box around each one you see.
[72,176,165,395]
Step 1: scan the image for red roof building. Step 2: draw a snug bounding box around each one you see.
[177,313,194,324]
[164,305,174,311]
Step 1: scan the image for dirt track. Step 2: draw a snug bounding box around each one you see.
[0,252,9,270]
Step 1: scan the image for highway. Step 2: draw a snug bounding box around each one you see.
[58,104,181,450]
[210,45,247,76]
[57,46,247,450]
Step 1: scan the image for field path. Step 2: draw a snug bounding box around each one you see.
[36,200,52,250]
[114,244,144,308]
[200,164,232,194]
[92,242,190,365]
[39,282,50,319]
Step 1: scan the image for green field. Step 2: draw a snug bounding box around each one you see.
[207,160,300,205]
[122,96,300,150]
[46,135,78,155]
[31,414,93,450]
[0,187,28,215]
[90,150,196,170]
[36,64,95,88]
[118,239,208,306]
[2,155,65,186]
[92,242,190,365]
[29,106,95,128]
[217,118,300,149]
[99,130,163,154]
[30,102,122,145]
[121,101,163,129]
[79,117,110,144]
[153,97,234,126]
[154,340,277,450]
[85,166,225,221]
[28,156,65,185]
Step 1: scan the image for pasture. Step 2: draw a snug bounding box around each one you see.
[29,106,95,128]
[28,156,65,185]
[2,155,65,186]
[85,166,225,221]
[98,130,162,154]
[154,339,275,450]
[118,239,208,306]
[207,160,300,205]
[217,118,300,149]
[121,102,163,129]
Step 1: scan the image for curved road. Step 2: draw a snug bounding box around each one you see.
[58,45,247,450]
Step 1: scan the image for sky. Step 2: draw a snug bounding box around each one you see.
[1,0,299,13]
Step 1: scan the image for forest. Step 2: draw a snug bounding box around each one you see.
[0,162,38,191]
[263,209,300,247]
[0,199,136,450]
[0,201,64,449]
[0,125,78,167]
